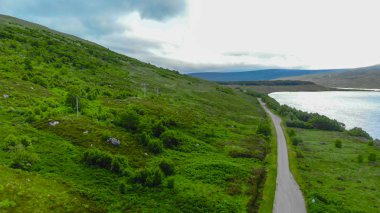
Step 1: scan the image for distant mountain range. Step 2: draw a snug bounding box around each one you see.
[188,69,342,82]
[189,65,380,89]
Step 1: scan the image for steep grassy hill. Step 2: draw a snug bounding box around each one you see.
[0,15,273,212]
[284,65,380,89]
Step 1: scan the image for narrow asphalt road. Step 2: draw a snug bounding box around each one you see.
[258,99,307,213]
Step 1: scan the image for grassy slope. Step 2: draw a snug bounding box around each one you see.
[0,16,272,212]
[286,128,380,213]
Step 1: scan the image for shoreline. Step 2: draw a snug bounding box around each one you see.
[333,87,380,92]
[269,92,379,140]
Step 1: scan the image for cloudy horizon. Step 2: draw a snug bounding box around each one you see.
[1,0,380,73]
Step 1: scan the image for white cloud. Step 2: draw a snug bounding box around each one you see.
[2,0,380,72]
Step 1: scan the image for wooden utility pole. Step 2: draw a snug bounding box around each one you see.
[76,96,79,117]
[142,83,148,97]
[156,88,160,96]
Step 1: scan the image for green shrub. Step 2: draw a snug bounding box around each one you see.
[347,127,372,140]
[132,168,163,187]
[357,154,363,163]
[147,139,163,154]
[151,120,167,137]
[0,199,17,209]
[111,155,129,174]
[368,141,374,146]
[10,149,39,171]
[309,115,345,132]
[256,120,271,138]
[119,182,127,194]
[368,153,377,162]
[117,109,140,131]
[83,149,129,174]
[287,129,296,137]
[138,132,151,146]
[335,139,342,148]
[3,134,18,151]
[159,159,175,176]
[20,136,32,148]
[101,130,112,140]
[160,130,183,148]
[292,137,303,146]
[167,177,175,189]
[227,146,254,158]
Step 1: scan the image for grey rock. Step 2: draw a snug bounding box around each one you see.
[107,137,121,146]
[49,121,60,126]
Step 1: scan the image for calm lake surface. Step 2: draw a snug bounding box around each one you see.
[269,91,380,139]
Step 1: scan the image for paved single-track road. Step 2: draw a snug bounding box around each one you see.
[258,99,307,213]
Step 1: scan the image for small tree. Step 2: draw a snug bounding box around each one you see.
[357,154,363,163]
[292,137,303,146]
[368,153,377,162]
[148,139,163,154]
[167,177,175,189]
[159,159,175,176]
[256,120,271,138]
[335,139,342,148]
[288,129,296,137]
[117,110,140,131]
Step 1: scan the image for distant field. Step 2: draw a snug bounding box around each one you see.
[286,128,380,213]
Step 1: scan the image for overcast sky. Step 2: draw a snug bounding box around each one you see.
[1,0,380,73]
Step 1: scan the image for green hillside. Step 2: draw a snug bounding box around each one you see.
[0,15,273,212]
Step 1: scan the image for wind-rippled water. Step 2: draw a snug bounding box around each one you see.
[269,91,380,139]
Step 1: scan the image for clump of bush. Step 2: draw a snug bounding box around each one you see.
[368,153,377,162]
[357,154,363,163]
[83,149,130,175]
[160,130,183,148]
[116,109,140,131]
[347,127,372,140]
[10,148,39,171]
[256,120,271,138]
[131,168,163,187]
[227,146,254,158]
[147,139,163,154]
[138,132,151,146]
[287,129,296,137]
[335,139,342,148]
[291,137,303,146]
[159,159,175,176]
[167,177,175,189]
[2,134,38,171]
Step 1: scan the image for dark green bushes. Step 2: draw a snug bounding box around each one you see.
[160,130,183,148]
[147,139,163,154]
[116,109,140,131]
[335,139,342,148]
[132,168,163,187]
[255,94,345,132]
[347,127,372,140]
[82,149,130,175]
[256,120,271,138]
[292,137,303,146]
[368,153,377,162]
[159,159,175,176]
